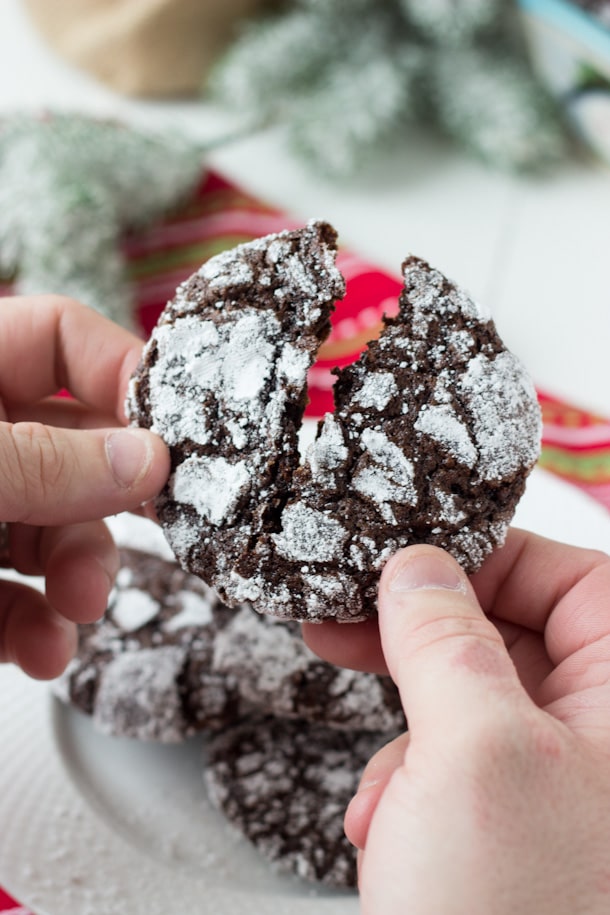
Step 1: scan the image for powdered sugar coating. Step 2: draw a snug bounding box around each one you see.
[354,371,398,410]
[93,646,188,741]
[145,310,284,451]
[401,258,491,334]
[352,429,417,523]
[105,512,176,561]
[198,250,254,290]
[53,548,240,740]
[205,717,395,888]
[305,414,348,486]
[163,590,214,630]
[173,454,251,526]
[110,588,160,632]
[272,503,348,563]
[459,351,541,481]
[435,490,467,526]
[415,403,477,467]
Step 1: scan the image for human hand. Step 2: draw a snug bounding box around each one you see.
[0,295,170,680]
[303,530,610,914]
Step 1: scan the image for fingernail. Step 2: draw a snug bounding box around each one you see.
[358,777,381,792]
[105,429,153,490]
[389,552,466,593]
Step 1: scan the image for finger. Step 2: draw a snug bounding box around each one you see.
[302,615,553,701]
[0,422,169,525]
[537,635,610,728]
[8,396,118,430]
[304,615,554,702]
[474,530,610,673]
[44,522,119,624]
[0,578,77,679]
[345,732,409,850]
[378,544,529,740]
[302,528,581,676]
[477,540,610,736]
[542,553,610,665]
[0,295,143,419]
[471,528,609,639]
[9,521,119,624]
[491,617,554,702]
[301,618,388,675]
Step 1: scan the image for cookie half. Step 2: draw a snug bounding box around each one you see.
[126,220,344,614]
[245,254,541,619]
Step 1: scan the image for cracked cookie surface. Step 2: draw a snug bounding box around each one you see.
[127,226,541,621]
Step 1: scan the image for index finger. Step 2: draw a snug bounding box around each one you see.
[471,527,610,664]
[0,295,143,421]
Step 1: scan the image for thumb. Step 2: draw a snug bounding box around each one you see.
[0,422,170,525]
[378,545,527,740]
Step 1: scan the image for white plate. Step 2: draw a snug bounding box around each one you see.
[0,671,359,915]
[1,468,609,915]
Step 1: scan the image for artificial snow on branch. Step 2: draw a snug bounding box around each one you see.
[210,0,565,176]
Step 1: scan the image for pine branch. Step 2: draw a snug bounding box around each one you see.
[0,115,205,326]
[428,47,565,169]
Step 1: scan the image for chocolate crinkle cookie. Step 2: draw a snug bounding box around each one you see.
[204,716,394,889]
[127,222,541,622]
[213,604,405,733]
[53,547,241,741]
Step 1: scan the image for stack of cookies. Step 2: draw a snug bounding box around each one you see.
[54,524,403,888]
[57,222,541,888]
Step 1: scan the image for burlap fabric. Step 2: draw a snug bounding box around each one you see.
[23,0,270,97]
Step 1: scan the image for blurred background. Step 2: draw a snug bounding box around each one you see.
[0,0,608,416]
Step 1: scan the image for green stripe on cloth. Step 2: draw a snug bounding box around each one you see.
[539,446,610,483]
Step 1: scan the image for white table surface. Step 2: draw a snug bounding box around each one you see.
[0,0,608,420]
